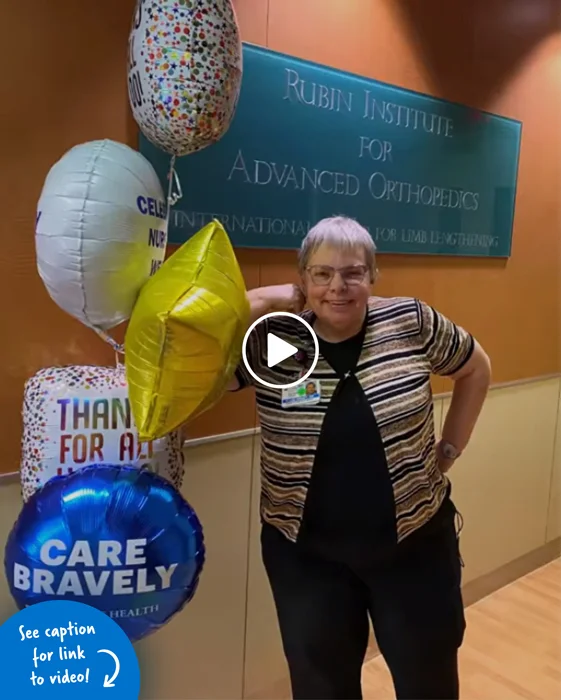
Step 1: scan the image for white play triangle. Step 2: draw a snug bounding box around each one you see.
[267,333,298,368]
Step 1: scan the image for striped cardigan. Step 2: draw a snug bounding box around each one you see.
[236,296,474,544]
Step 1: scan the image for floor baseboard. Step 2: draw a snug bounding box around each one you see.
[460,537,561,608]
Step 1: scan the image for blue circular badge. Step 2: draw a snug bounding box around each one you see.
[0,600,140,698]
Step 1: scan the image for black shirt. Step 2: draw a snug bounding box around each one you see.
[297,316,397,558]
[295,315,453,565]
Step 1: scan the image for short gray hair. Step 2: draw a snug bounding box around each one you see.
[298,216,377,278]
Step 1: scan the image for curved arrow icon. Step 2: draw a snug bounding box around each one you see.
[97,649,120,688]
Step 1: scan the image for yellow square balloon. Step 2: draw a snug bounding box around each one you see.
[125,220,250,441]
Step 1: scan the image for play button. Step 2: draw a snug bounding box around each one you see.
[267,333,298,368]
[242,312,319,389]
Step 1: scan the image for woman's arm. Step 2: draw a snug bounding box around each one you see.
[247,284,305,323]
[437,340,491,472]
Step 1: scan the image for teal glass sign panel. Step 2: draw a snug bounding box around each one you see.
[139,43,522,257]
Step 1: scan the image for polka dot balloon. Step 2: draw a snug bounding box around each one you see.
[128,0,243,157]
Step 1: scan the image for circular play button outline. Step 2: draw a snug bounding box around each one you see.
[241,312,319,389]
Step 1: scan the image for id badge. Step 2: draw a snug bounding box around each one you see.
[281,379,321,408]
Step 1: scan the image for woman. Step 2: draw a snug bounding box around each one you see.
[231,216,491,700]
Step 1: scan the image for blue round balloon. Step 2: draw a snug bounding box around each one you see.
[4,464,205,642]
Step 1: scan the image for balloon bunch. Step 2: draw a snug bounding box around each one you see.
[5,0,247,642]
[32,138,187,490]
[124,0,248,440]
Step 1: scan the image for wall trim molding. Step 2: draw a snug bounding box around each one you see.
[185,426,260,449]
[0,372,559,484]
[435,372,560,400]
[461,537,561,608]
[184,372,560,449]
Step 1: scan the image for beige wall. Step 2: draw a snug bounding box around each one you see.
[0,377,560,699]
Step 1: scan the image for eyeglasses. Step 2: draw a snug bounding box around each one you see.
[305,264,369,286]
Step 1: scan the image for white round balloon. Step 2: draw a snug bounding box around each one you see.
[127,0,243,156]
[20,365,185,502]
[36,139,168,332]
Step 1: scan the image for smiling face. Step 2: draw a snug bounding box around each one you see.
[301,243,372,337]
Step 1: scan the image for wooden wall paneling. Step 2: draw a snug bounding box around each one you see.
[0,0,137,474]
[2,0,559,463]
[232,0,270,46]
[268,0,424,88]
[266,0,561,390]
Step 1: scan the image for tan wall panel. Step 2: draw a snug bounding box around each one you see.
[433,398,444,438]
[446,378,560,584]
[546,384,561,542]
[243,435,287,698]
[0,381,560,698]
[0,482,23,624]
[137,438,253,700]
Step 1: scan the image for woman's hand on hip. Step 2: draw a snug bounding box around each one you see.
[435,440,456,474]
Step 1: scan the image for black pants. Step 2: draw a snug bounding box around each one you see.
[262,517,465,700]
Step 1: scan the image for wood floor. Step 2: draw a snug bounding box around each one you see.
[362,559,561,699]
